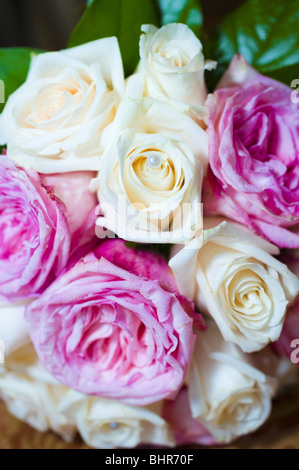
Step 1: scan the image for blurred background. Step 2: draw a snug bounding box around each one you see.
[0,0,246,50]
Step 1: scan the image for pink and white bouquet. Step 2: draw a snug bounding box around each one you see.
[0,0,298,449]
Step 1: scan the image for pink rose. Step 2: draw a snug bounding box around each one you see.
[40,171,98,253]
[203,55,299,248]
[274,251,299,363]
[0,155,71,301]
[25,239,200,405]
[163,386,216,447]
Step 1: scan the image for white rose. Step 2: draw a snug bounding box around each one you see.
[136,23,216,108]
[0,340,4,365]
[0,343,76,442]
[0,301,30,362]
[253,347,299,390]
[169,219,299,352]
[0,38,124,173]
[187,321,278,443]
[91,97,208,243]
[59,390,174,449]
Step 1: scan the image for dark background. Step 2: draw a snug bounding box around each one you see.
[0,0,245,50]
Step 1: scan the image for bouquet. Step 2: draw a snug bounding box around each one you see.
[0,0,298,449]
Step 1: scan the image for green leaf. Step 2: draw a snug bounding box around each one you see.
[125,241,173,260]
[265,63,299,86]
[157,0,203,37]
[68,0,161,76]
[0,48,42,113]
[213,0,299,86]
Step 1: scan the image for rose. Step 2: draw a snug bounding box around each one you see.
[0,343,76,441]
[0,302,30,361]
[169,219,299,352]
[163,386,216,447]
[91,97,208,243]
[274,251,299,364]
[251,343,299,389]
[0,38,124,173]
[203,55,299,249]
[0,301,76,440]
[164,338,290,447]
[135,23,216,108]
[0,155,98,301]
[0,155,71,301]
[185,321,278,444]
[25,239,200,405]
[59,390,174,449]
[95,237,177,290]
[0,341,3,365]
[40,171,98,253]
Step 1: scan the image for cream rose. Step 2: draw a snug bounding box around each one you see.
[0,38,124,173]
[136,23,216,108]
[0,340,4,364]
[92,97,208,243]
[186,321,278,443]
[253,347,299,390]
[169,219,299,352]
[59,390,174,449]
[0,343,76,442]
[0,302,30,360]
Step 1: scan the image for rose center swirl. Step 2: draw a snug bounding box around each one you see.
[222,269,271,330]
